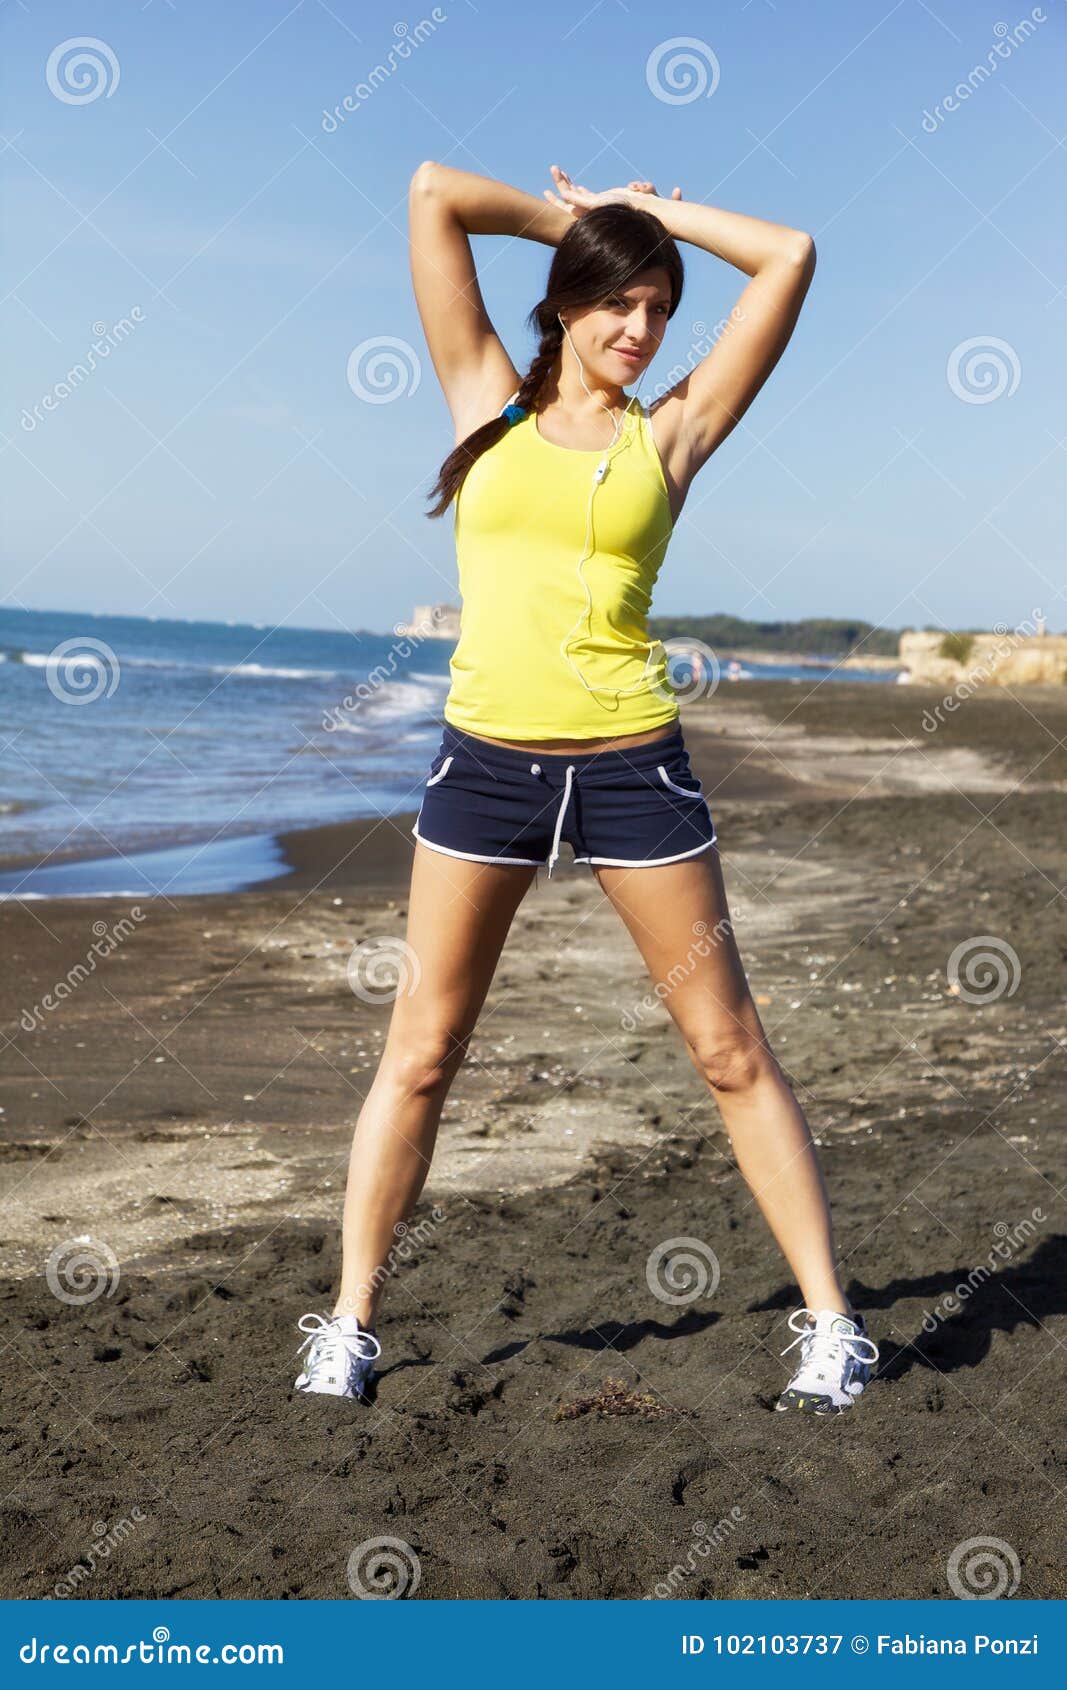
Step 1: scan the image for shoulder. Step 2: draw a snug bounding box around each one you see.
[630,394,657,457]
[642,390,684,456]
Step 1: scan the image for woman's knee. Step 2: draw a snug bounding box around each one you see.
[687,1025,775,1095]
[383,1027,471,1098]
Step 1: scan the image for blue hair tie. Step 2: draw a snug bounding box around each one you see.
[501,401,527,427]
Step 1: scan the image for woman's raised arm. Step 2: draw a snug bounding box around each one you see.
[545,167,816,490]
[625,185,816,485]
[408,162,570,440]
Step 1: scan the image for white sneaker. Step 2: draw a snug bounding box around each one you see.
[294,1311,381,1399]
[776,1307,879,1414]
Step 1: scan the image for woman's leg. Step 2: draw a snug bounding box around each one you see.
[334,840,537,1325]
[594,847,850,1315]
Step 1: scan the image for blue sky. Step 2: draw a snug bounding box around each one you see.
[3,0,1063,636]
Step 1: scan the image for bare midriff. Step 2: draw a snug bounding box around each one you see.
[459,721,679,755]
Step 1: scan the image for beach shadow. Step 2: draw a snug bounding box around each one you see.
[481,1308,722,1366]
[375,1355,439,1384]
[750,1234,1066,1383]
[370,1313,722,1386]
[381,1237,1063,1385]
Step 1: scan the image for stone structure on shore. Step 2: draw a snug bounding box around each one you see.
[395,603,1065,685]
[395,602,461,640]
[897,622,1067,688]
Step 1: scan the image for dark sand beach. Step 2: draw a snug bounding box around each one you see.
[1,680,1064,1599]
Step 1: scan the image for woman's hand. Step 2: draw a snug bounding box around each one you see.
[542,164,635,219]
[543,166,683,220]
[625,178,683,202]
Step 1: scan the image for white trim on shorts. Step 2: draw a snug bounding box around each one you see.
[657,765,702,798]
[572,835,718,867]
[411,821,545,867]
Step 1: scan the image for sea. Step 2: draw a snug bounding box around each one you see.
[0,606,896,897]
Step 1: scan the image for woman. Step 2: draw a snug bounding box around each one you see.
[295,162,879,1416]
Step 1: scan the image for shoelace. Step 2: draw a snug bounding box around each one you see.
[780,1308,879,1384]
[296,1311,382,1372]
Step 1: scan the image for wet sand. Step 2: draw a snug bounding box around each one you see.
[1,680,1064,1598]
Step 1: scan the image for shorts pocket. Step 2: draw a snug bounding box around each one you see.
[425,752,455,787]
[657,763,703,799]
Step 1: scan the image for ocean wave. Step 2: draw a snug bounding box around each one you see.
[322,675,446,729]
[0,889,146,901]
[217,660,340,680]
[9,650,342,681]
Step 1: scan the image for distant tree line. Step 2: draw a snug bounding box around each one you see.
[647,615,901,658]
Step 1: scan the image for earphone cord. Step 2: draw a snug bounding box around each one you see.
[555,316,662,698]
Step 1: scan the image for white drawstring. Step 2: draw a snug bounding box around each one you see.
[531,762,577,880]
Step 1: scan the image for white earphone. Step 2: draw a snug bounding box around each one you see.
[555,312,661,698]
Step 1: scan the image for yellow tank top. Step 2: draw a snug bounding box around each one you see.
[443,394,680,740]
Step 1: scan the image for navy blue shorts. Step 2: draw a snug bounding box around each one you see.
[411,720,718,877]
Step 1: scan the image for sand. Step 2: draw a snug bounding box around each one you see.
[0,680,1064,1599]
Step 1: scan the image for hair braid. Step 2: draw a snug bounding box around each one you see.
[423,316,562,519]
[423,203,684,519]
[513,315,563,415]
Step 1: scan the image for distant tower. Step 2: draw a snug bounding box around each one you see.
[1034,610,1047,638]
[396,601,461,639]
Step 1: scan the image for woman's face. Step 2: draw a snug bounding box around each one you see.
[564,268,672,384]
